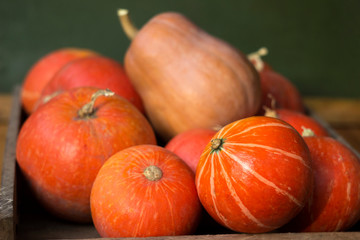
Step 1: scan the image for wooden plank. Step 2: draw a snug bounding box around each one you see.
[0,94,13,184]
[71,232,360,240]
[304,98,360,127]
[0,87,22,240]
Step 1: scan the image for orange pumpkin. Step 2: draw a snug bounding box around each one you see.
[195,116,313,233]
[265,108,330,137]
[283,135,360,232]
[118,9,261,141]
[21,48,97,114]
[16,87,156,222]
[90,145,202,237]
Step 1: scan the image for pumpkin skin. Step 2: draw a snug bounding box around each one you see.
[265,108,330,137]
[195,116,313,233]
[21,48,98,114]
[90,145,202,238]
[16,87,156,222]
[283,136,360,232]
[39,55,144,113]
[165,128,217,173]
[258,69,305,114]
[124,12,261,141]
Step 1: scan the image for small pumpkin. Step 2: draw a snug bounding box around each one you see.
[195,116,313,233]
[90,145,202,237]
[118,9,261,141]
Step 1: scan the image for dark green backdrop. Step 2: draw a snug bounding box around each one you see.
[1,0,359,97]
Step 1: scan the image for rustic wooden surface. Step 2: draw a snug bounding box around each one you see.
[0,94,13,181]
[0,93,360,240]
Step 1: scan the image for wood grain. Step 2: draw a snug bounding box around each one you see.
[0,87,21,240]
[0,94,12,180]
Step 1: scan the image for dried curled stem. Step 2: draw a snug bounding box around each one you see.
[248,47,268,72]
[78,89,114,118]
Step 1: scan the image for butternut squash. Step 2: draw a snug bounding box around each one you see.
[118,9,261,141]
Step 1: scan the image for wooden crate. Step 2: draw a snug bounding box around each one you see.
[1,86,360,240]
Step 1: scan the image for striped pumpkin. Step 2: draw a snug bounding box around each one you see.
[195,116,313,233]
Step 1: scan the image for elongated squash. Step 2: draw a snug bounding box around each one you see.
[119,9,261,141]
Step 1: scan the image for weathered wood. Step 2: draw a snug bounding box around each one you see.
[0,94,13,183]
[58,232,360,240]
[0,87,22,240]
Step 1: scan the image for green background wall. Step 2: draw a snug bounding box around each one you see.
[1,0,359,97]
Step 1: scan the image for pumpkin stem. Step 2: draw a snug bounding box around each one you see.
[301,127,316,137]
[211,138,225,152]
[78,89,114,119]
[143,165,163,181]
[118,9,139,40]
[263,94,279,118]
[247,47,268,72]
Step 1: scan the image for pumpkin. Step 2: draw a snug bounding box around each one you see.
[165,128,217,173]
[16,87,156,222]
[21,48,97,114]
[248,48,305,114]
[283,134,360,232]
[90,145,202,237]
[118,9,261,141]
[38,55,144,113]
[195,116,313,233]
[265,108,330,137]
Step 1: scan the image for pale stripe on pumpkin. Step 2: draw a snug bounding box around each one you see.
[218,120,240,139]
[226,122,293,139]
[225,142,310,169]
[196,149,212,191]
[209,153,231,228]
[216,151,272,229]
[222,148,302,207]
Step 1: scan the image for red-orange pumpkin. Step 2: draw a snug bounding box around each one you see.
[90,145,202,237]
[21,48,98,114]
[16,87,156,222]
[283,136,360,232]
[195,116,313,233]
[165,128,217,173]
[248,48,305,114]
[39,55,144,113]
[265,108,330,137]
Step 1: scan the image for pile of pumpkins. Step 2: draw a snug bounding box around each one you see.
[16,9,360,238]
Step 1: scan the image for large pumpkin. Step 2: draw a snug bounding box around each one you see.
[119,9,261,141]
[16,87,156,222]
[195,116,313,233]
